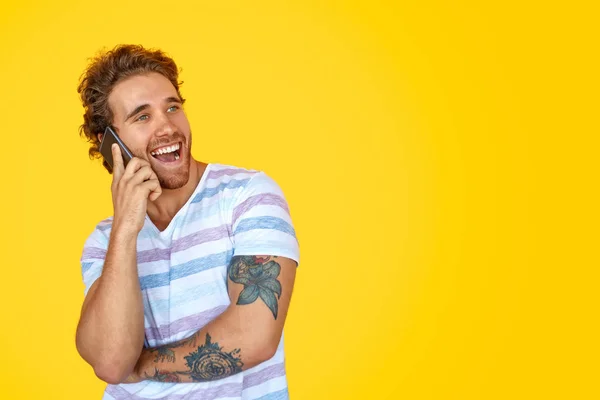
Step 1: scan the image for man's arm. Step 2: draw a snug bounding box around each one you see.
[76,148,162,384]
[130,255,296,383]
[76,229,145,384]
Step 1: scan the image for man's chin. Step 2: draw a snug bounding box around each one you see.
[148,147,193,190]
[154,162,191,190]
[158,172,190,190]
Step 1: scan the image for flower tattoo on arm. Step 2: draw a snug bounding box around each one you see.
[228,256,282,319]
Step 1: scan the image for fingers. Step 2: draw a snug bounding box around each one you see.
[122,157,148,178]
[118,157,153,184]
[141,179,162,202]
[129,165,162,201]
[111,144,125,183]
[128,165,156,186]
[111,154,161,202]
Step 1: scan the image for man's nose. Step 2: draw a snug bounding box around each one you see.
[154,113,176,136]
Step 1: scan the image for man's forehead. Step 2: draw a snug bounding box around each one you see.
[109,73,178,113]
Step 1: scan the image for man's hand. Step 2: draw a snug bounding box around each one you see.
[75,144,156,384]
[111,144,162,235]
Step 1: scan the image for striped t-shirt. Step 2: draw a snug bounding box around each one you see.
[80,163,300,400]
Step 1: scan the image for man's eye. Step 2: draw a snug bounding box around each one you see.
[137,114,149,121]
[167,105,179,112]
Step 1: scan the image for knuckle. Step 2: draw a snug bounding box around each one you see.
[128,158,140,169]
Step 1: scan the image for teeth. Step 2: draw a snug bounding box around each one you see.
[151,143,180,156]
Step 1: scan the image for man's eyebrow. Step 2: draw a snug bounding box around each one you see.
[124,97,184,122]
[125,104,150,122]
[165,96,183,104]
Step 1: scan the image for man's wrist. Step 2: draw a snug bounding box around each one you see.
[110,224,139,246]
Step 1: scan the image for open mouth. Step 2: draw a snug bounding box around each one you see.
[150,142,182,163]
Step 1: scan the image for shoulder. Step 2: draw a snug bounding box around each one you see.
[205,163,261,184]
[214,165,284,200]
[82,217,113,252]
[203,163,283,200]
[204,163,289,212]
[96,216,114,232]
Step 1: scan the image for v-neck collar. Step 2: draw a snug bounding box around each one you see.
[144,163,212,240]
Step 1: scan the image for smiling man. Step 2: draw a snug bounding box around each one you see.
[75,45,299,400]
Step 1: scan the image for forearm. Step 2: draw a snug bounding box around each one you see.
[135,306,278,383]
[131,255,295,384]
[76,229,145,382]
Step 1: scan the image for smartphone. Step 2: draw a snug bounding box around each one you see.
[99,126,133,172]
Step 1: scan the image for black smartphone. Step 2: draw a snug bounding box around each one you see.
[99,126,133,172]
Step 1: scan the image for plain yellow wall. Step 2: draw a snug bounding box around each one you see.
[0,1,596,399]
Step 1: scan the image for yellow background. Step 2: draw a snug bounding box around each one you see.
[0,1,597,399]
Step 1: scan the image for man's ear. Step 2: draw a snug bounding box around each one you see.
[97,133,103,142]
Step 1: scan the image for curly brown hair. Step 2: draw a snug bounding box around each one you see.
[77,44,185,171]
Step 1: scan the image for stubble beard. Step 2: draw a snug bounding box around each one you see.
[155,133,193,190]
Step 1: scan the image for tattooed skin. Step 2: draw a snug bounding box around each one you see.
[145,334,243,383]
[144,368,181,383]
[183,334,243,381]
[148,334,199,363]
[148,347,176,363]
[141,256,283,382]
[228,256,282,319]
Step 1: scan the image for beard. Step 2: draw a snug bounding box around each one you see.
[156,149,190,189]
[145,131,193,190]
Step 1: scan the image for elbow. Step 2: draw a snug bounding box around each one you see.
[94,366,122,385]
[76,341,134,384]
[94,360,134,385]
[260,345,278,364]
[253,334,280,365]
[75,330,142,384]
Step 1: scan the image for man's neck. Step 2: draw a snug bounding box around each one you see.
[145,159,207,230]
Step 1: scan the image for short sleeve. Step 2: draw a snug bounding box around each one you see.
[231,172,300,265]
[80,224,110,296]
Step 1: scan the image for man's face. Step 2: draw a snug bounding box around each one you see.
[107,72,192,189]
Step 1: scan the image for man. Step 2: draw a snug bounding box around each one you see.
[76,44,299,400]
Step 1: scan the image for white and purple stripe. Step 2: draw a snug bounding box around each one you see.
[80,164,299,400]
